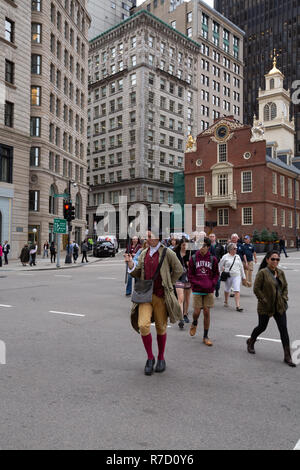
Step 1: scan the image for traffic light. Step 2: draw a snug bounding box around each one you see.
[63,201,70,220]
[70,205,75,221]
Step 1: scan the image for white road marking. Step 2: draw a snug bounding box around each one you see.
[97,277,117,280]
[54,275,72,278]
[236,335,281,343]
[294,439,300,450]
[48,310,85,318]
[0,304,13,308]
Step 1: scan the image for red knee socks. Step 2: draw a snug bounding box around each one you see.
[141,334,154,360]
[157,333,167,361]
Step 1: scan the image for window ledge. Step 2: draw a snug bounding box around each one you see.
[4,0,17,8]
[0,37,17,49]
[4,81,17,90]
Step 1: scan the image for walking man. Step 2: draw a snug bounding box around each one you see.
[81,239,89,263]
[188,238,219,346]
[209,233,224,297]
[279,236,288,258]
[124,230,183,376]
[242,235,257,288]
[3,241,10,265]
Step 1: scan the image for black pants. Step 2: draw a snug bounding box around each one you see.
[4,253,8,264]
[82,252,88,262]
[51,253,56,263]
[251,312,290,348]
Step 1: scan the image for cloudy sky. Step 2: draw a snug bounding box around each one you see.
[136,0,214,7]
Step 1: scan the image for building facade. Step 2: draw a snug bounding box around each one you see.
[87,0,136,40]
[185,63,300,248]
[135,0,245,128]
[215,0,300,157]
[87,9,200,238]
[29,0,91,251]
[0,0,32,258]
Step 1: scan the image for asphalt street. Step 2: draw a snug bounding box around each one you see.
[0,253,300,450]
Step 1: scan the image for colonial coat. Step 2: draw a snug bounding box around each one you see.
[130,246,183,333]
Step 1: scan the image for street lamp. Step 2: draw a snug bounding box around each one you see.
[32,228,37,245]
[65,180,77,264]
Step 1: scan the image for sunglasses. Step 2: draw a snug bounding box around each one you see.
[270,258,280,262]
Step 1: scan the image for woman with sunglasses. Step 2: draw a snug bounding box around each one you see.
[247,251,296,367]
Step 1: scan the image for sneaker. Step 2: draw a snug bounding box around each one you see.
[190,323,197,337]
[203,337,213,347]
[178,320,184,329]
[236,307,244,312]
[183,315,190,323]
[230,292,235,298]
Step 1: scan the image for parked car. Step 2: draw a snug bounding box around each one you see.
[93,241,116,258]
[97,235,119,253]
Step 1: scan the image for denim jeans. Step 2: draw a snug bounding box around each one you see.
[126,274,133,295]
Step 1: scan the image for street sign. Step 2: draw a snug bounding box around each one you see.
[53,218,67,234]
[54,193,70,198]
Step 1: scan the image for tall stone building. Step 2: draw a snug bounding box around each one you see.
[0,0,31,258]
[87,9,200,237]
[215,0,300,157]
[87,0,136,40]
[135,0,245,127]
[29,0,91,250]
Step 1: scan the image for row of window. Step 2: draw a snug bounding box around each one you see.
[50,63,85,109]
[50,1,87,38]
[88,168,175,187]
[30,188,82,218]
[272,173,300,200]
[50,33,85,83]
[89,150,183,171]
[214,208,253,226]
[196,172,253,198]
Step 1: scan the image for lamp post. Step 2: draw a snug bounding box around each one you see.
[65,180,77,264]
[32,228,37,245]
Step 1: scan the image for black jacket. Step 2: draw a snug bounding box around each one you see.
[210,243,224,262]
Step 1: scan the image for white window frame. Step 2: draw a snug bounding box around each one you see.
[242,207,253,226]
[272,207,278,226]
[195,176,205,197]
[218,208,229,226]
[241,171,252,193]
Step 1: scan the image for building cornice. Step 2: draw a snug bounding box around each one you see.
[89,9,201,53]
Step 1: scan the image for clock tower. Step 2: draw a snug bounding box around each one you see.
[256,53,295,153]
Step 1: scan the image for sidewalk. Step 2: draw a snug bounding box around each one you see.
[0,253,103,272]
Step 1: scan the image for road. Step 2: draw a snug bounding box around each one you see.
[0,253,300,450]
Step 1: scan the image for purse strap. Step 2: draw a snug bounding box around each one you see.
[228,255,237,272]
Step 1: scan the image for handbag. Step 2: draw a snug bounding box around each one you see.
[221,256,237,282]
[132,248,167,304]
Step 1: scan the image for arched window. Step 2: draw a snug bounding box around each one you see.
[264,102,277,121]
[270,102,277,120]
[270,78,275,90]
[264,104,270,121]
[75,193,82,220]
[49,184,57,215]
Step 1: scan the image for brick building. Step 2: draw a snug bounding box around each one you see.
[184,116,300,247]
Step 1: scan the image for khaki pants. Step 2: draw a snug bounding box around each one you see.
[138,295,168,337]
[244,261,254,287]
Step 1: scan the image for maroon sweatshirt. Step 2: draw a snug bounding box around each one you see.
[188,251,219,294]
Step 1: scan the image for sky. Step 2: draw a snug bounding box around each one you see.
[136,0,214,7]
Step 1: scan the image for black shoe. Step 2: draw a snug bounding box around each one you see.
[155,359,166,373]
[215,290,219,298]
[178,320,184,329]
[144,358,155,376]
[183,315,190,323]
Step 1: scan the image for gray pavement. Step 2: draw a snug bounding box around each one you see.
[0,252,300,450]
